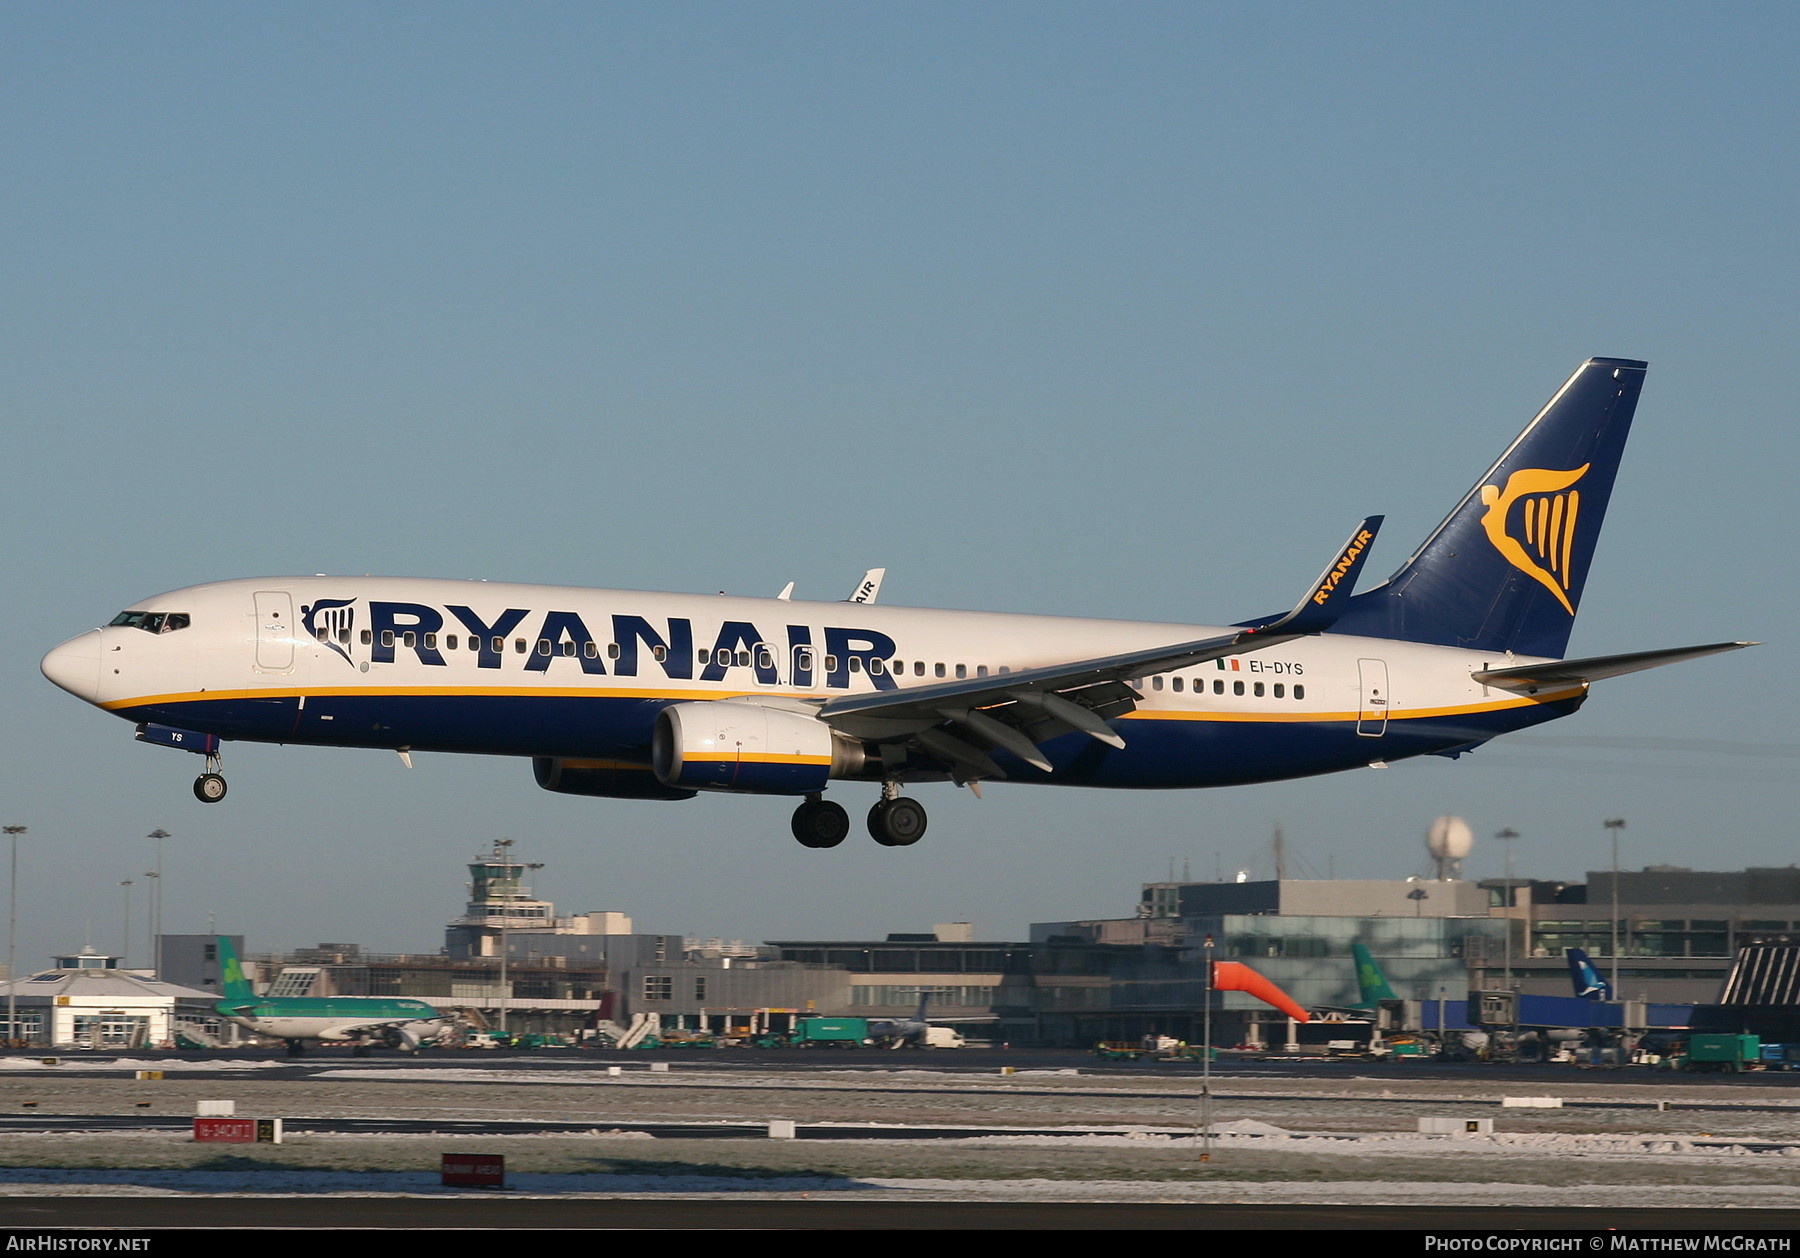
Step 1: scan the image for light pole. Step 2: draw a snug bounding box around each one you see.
[1495,828,1519,990]
[147,829,170,977]
[1199,933,1214,1164]
[1605,819,1626,999]
[3,826,25,1047]
[120,879,135,968]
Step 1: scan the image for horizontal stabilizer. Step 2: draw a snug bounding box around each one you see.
[1472,641,1756,691]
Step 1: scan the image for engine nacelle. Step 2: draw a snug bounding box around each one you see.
[533,756,698,801]
[653,701,866,795]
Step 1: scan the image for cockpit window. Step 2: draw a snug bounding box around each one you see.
[108,611,191,634]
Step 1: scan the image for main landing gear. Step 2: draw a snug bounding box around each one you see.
[791,795,850,848]
[193,753,227,804]
[791,785,928,849]
[868,796,926,847]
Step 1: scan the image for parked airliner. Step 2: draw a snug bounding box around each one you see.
[214,937,447,1055]
[42,359,1750,848]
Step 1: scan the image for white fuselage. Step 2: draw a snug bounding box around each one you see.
[42,576,1578,792]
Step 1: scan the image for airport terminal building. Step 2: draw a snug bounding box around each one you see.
[148,839,1800,1049]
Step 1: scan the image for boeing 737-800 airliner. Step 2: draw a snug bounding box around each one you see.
[42,359,1751,848]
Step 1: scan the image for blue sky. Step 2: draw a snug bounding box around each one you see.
[3,3,1794,967]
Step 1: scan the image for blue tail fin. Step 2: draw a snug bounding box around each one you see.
[1566,947,1612,1001]
[1330,358,1648,657]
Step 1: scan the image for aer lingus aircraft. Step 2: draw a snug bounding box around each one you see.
[213,937,447,1055]
[42,359,1751,849]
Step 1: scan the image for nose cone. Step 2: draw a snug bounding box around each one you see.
[42,630,102,703]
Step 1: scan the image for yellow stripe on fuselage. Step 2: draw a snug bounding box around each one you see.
[105,682,1583,726]
[1120,686,1584,724]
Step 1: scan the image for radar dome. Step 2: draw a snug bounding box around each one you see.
[1425,815,1473,879]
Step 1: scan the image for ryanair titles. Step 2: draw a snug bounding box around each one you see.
[299,599,901,691]
[1309,528,1376,606]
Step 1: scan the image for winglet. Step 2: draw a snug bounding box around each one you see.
[1249,516,1384,636]
[846,568,885,604]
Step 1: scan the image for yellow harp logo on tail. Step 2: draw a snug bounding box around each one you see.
[1477,464,1589,615]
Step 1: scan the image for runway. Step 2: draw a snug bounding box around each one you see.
[2,1049,1798,1230]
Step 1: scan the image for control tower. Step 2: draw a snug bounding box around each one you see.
[445,839,552,958]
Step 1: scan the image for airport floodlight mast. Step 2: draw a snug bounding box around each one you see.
[484,838,544,1036]
[147,828,170,978]
[3,826,24,1046]
[1199,933,1215,1164]
[119,879,133,968]
[1605,818,1626,997]
[1495,828,1520,989]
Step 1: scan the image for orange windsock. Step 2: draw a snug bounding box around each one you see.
[1212,961,1310,1023]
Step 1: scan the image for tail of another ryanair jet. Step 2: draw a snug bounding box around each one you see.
[1330,358,1648,658]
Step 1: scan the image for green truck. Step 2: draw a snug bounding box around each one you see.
[1680,1033,1761,1072]
[791,1017,873,1047]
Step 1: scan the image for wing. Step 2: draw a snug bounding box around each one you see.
[818,518,1383,780]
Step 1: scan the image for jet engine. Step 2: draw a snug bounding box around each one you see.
[533,757,699,801]
[652,701,868,794]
